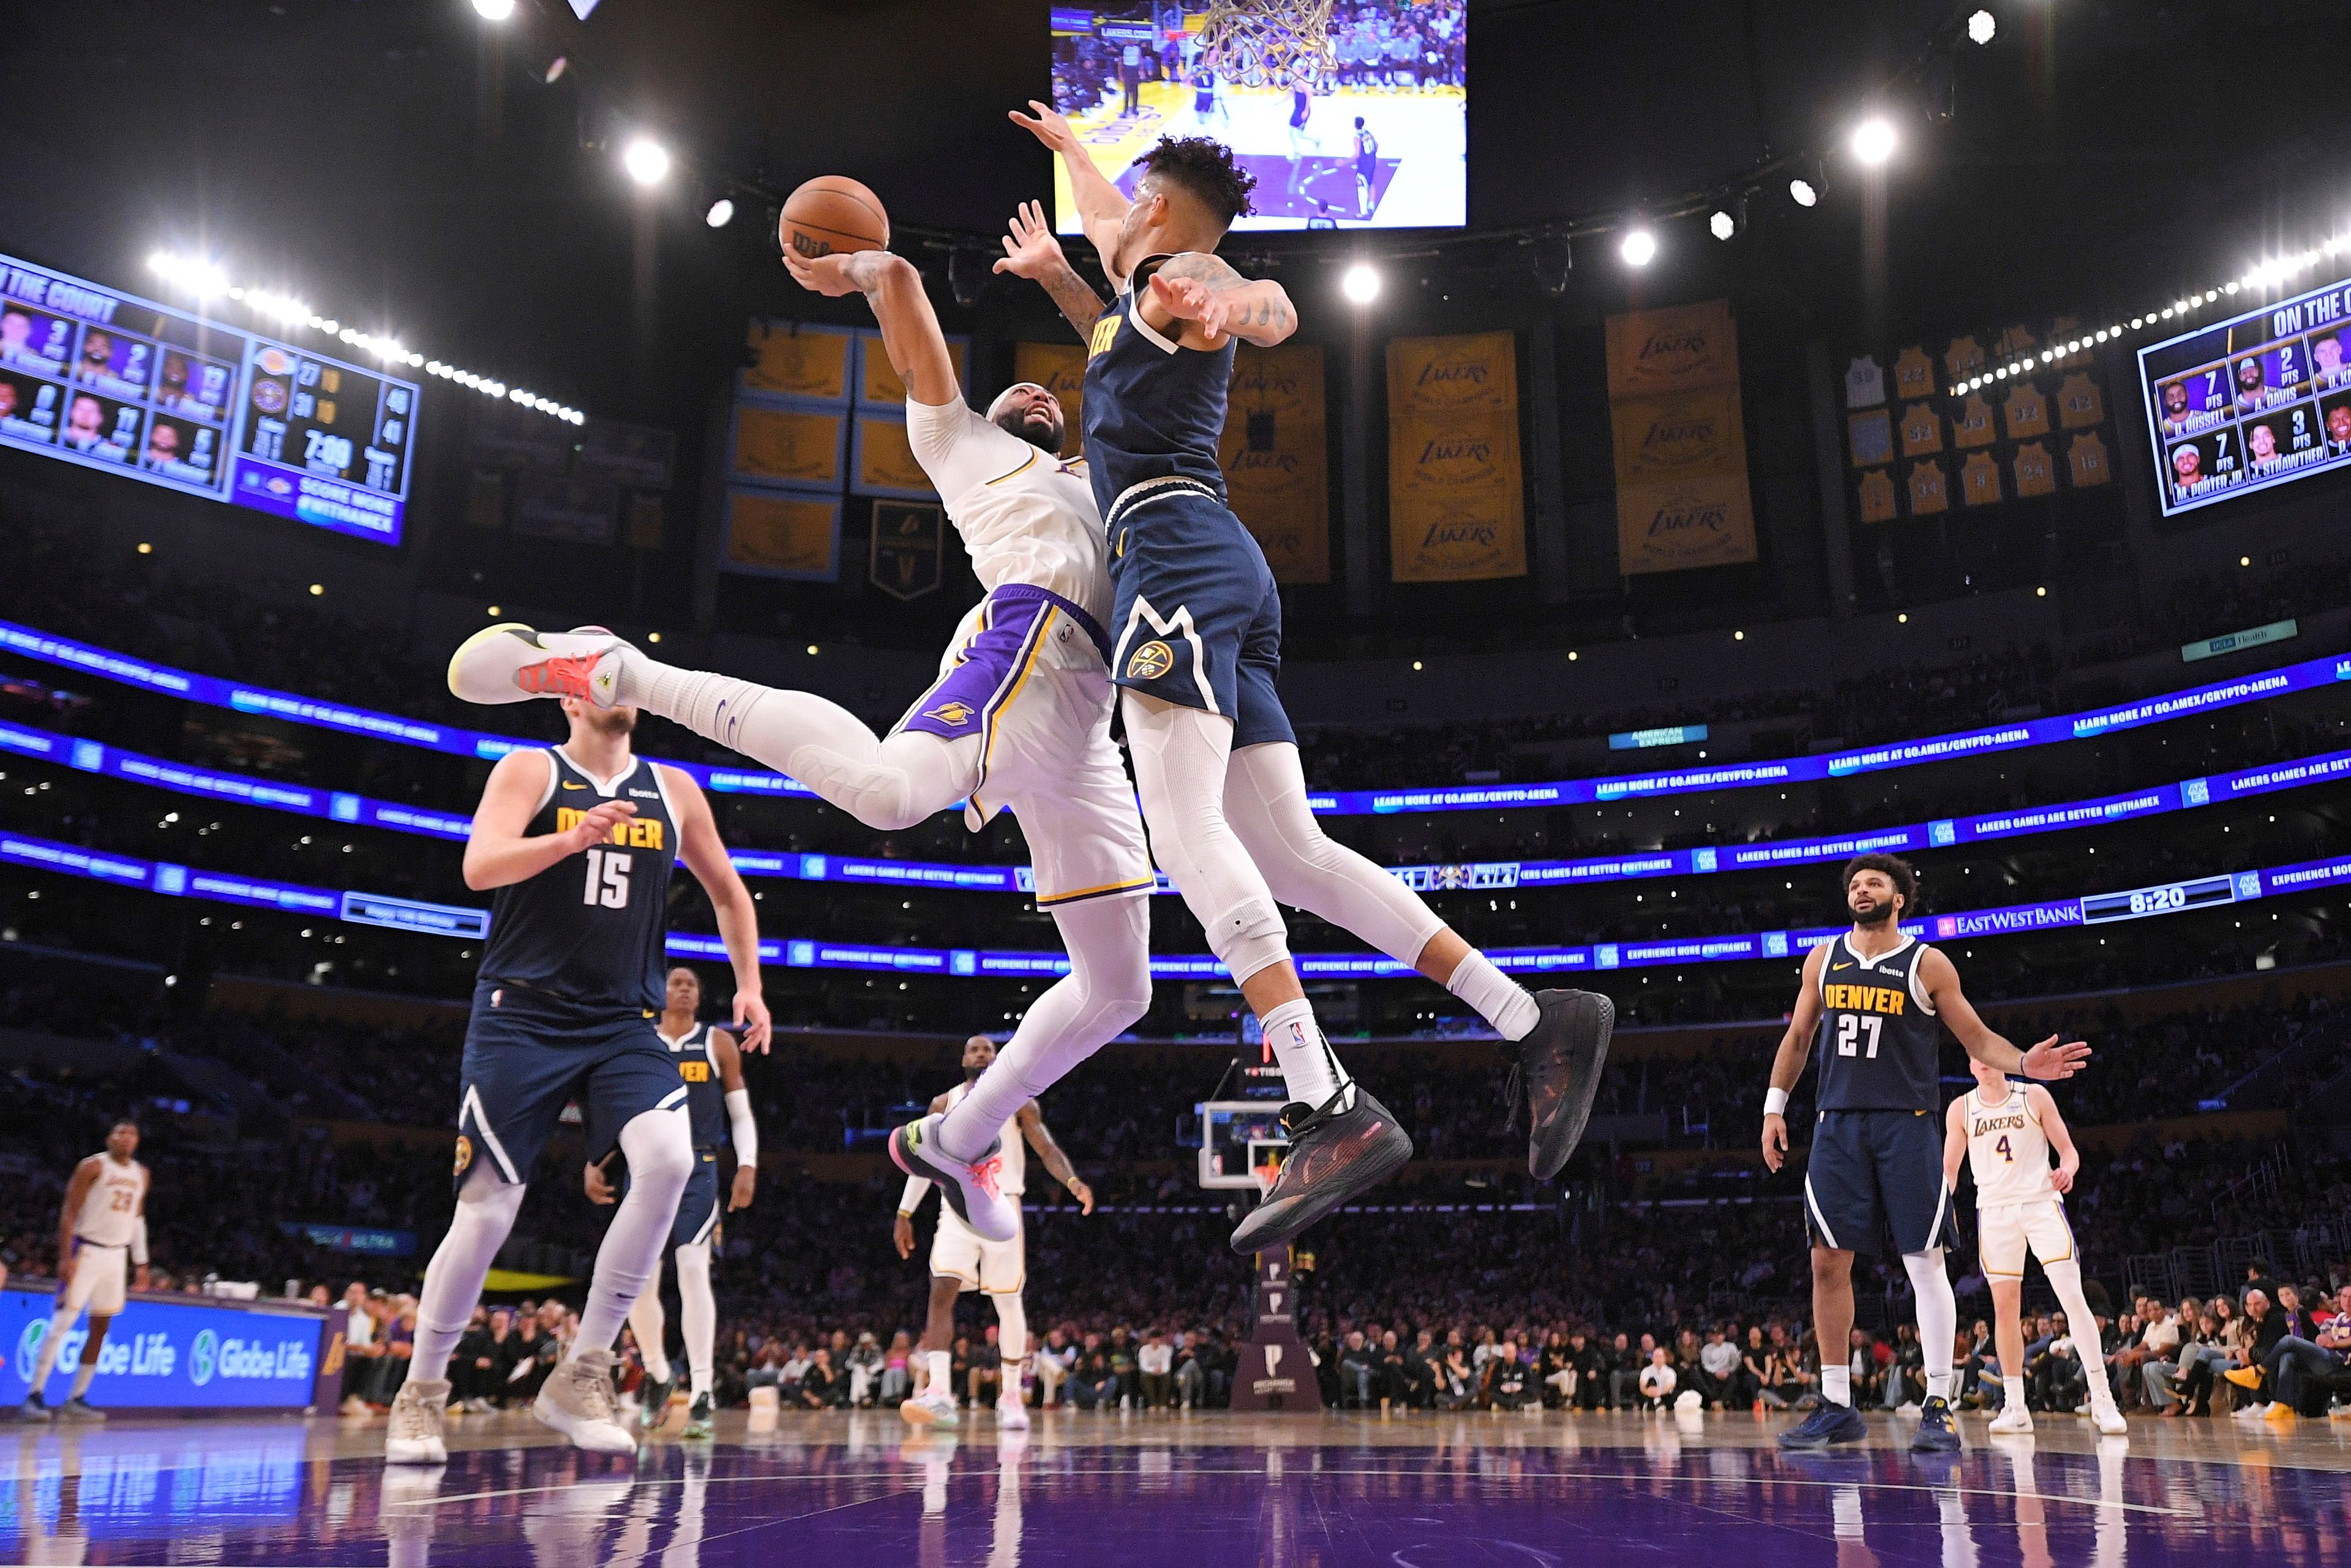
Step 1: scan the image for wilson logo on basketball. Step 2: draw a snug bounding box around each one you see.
[1125,640,1175,680]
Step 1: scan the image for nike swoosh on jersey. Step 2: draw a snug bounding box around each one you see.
[561,782,587,790]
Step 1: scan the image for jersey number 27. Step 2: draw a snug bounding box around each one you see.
[583,847,631,909]
[1834,1013,1882,1058]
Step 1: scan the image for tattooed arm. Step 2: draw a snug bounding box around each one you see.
[1139,251,1297,348]
[994,199,1108,340]
[781,245,960,407]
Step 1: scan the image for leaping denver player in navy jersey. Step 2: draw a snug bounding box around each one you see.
[385,671,770,1465]
[1762,853,2088,1454]
[994,102,1615,1256]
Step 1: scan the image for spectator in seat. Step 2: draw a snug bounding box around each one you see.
[1739,1326,1775,1411]
[339,1283,382,1416]
[1570,1331,1607,1411]
[1698,1324,1744,1409]
[1338,1330,1376,1409]
[1069,1334,1116,1411]
[880,1329,913,1406]
[847,1330,883,1408]
[1637,1346,1677,1411]
[1485,1340,1535,1410]
[1401,1329,1439,1410]
[1608,1333,1645,1410]
[1106,1326,1138,1408]
[1435,1340,1475,1410]
[1035,1327,1073,1409]
[797,1346,846,1409]
[1847,1330,1883,1409]
[1884,1322,1925,1411]
[1174,1331,1207,1410]
[1138,1329,1174,1409]
[968,1324,1003,1409]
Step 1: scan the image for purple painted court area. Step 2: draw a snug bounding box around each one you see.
[1116,154,1400,223]
[4,1412,2348,1566]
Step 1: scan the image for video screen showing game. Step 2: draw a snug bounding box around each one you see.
[1051,1,1466,231]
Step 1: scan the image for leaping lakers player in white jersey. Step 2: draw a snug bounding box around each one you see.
[448,196,1157,1255]
[895,1035,1095,1431]
[21,1120,149,1422]
[1944,1055,2125,1435]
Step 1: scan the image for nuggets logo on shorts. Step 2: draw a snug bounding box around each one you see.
[1125,639,1174,680]
[453,1134,473,1178]
[924,700,976,726]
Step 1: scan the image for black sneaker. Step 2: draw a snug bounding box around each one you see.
[1511,989,1614,1179]
[684,1392,714,1440]
[57,1397,105,1424]
[18,1392,49,1423]
[1910,1394,1960,1452]
[1229,1085,1412,1255]
[1777,1400,1867,1449]
[639,1372,675,1429]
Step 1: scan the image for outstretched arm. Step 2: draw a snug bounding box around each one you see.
[994,199,1107,340]
[1017,1102,1094,1214]
[1920,948,2090,1081]
[1008,100,1130,282]
[1760,943,1828,1172]
[782,247,960,408]
[1142,252,1297,348]
[1941,1098,1968,1195]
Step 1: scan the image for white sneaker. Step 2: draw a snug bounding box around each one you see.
[341,1394,373,1418]
[2092,1404,2126,1437]
[447,623,632,708]
[901,1389,961,1429]
[1989,1404,2034,1435]
[386,1378,451,1465]
[534,1349,636,1455]
[890,1114,1018,1243]
[2231,1402,2270,1422]
[997,1393,1029,1431]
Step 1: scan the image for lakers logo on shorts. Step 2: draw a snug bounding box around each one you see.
[453,1134,473,1179]
[1125,639,1174,680]
[924,700,976,726]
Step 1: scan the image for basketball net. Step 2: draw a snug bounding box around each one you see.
[1201,0,1337,91]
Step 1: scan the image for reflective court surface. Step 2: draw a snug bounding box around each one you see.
[4,1407,2349,1566]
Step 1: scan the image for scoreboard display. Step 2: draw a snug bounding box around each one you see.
[2138,272,2351,518]
[0,253,418,544]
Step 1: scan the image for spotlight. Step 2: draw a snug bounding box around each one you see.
[1788,178,1818,208]
[1967,9,1995,44]
[1341,262,1380,304]
[1850,116,1897,165]
[622,136,671,187]
[1619,228,1656,268]
[1708,208,1738,242]
[471,0,516,19]
[705,197,735,228]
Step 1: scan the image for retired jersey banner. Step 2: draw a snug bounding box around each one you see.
[722,488,839,580]
[1386,331,1526,582]
[1220,342,1330,583]
[732,407,846,488]
[1013,341,1088,459]
[740,323,852,406]
[1607,301,1757,574]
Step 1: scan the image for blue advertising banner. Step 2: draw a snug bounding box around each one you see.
[0,1286,331,1409]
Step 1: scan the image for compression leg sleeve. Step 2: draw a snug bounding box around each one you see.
[628,1279,671,1384]
[674,1240,716,1400]
[575,1107,694,1356]
[411,1163,528,1385]
[1904,1247,1959,1403]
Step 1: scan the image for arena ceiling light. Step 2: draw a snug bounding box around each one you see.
[1619,228,1657,268]
[1708,207,1739,242]
[1788,177,1819,208]
[471,0,517,20]
[1850,116,1898,166]
[622,136,672,187]
[1341,262,1381,304]
[1967,9,1995,45]
[705,197,736,228]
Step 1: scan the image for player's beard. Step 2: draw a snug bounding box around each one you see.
[1849,896,1894,929]
[994,406,1065,455]
[583,705,638,738]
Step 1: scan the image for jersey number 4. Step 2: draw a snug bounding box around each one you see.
[1834,1013,1883,1058]
[583,847,631,909]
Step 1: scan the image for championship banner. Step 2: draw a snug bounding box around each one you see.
[856,329,969,407]
[740,323,852,405]
[852,413,937,499]
[722,489,839,580]
[1385,331,1526,582]
[1219,341,1329,583]
[1013,340,1088,459]
[1606,301,1758,575]
[731,407,846,488]
[870,500,945,601]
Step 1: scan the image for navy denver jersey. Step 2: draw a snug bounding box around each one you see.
[476,748,678,1014]
[1812,934,1943,1111]
[661,1021,729,1150]
[1081,255,1237,515]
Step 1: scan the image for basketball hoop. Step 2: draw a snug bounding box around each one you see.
[1200,0,1337,91]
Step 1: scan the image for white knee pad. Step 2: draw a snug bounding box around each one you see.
[1204,894,1292,986]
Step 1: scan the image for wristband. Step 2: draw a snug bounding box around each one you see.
[1764,1087,1790,1116]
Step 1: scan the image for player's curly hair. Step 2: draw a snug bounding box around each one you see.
[1842,852,1918,908]
[1139,137,1257,224]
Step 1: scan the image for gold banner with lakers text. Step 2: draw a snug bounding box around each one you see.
[1607,301,1757,575]
[1013,341,1089,459]
[1386,331,1526,582]
[1603,299,1737,400]
[1220,341,1329,583]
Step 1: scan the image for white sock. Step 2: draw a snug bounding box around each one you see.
[1903,1247,1957,1403]
[1821,1365,1851,1407]
[411,1168,527,1385]
[675,1242,717,1401]
[575,1109,694,1356]
[2003,1376,2026,1410]
[927,1350,952,1394]
[1261,997,1346,1108]
[629,1289,672,1384]
[27,1307,75,1391]
[69,1359,96,1399]
[936,898,1152,1164]
[1444,951,1540,1041]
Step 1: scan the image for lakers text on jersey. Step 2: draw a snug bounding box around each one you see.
[1963,1082,2072,1278]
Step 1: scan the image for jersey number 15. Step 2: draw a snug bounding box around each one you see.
[583,847,632,909]
[1834,1013,1882,1058]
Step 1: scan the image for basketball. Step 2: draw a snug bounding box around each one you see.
[781,176,890,259]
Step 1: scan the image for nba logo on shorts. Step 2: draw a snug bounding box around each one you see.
[1125,640,1174,680]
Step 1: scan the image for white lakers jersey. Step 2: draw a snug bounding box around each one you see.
[1962,1084,2056,1209]
[904,396,1110,628]
[942,1081,1024,1195]
[75,1155,148,1247]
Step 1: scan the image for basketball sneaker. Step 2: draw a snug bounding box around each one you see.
[638,1371,675,1428]
[684,1392,715,1440]
[56,1397,105,1424]
[447,623,632,708]
[997,1391,1030,1431]
[890,1115,1019,1243]
[18,1392,49,1423]
[1511,990,1614,1179]
[534,1349,636,1455]
[1988,1403,2033,1435]
[2093,1402,2128,1436]
[1910,1395,1960,1452]
[386,1377,452,1465]
[1776,1400,1868,1449]
[1229,1084,1413,1256]
[901,1387,961,1429]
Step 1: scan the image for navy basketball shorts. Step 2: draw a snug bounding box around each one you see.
[454,981,685,1189]
[620,1150,722,1250]
[1103,478,1295,749]
[1802,1109,1962,1258]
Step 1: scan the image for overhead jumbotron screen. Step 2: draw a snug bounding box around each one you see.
[1051,1,1465,233]
[2138,271,2351,519]
[0,252,418,544]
